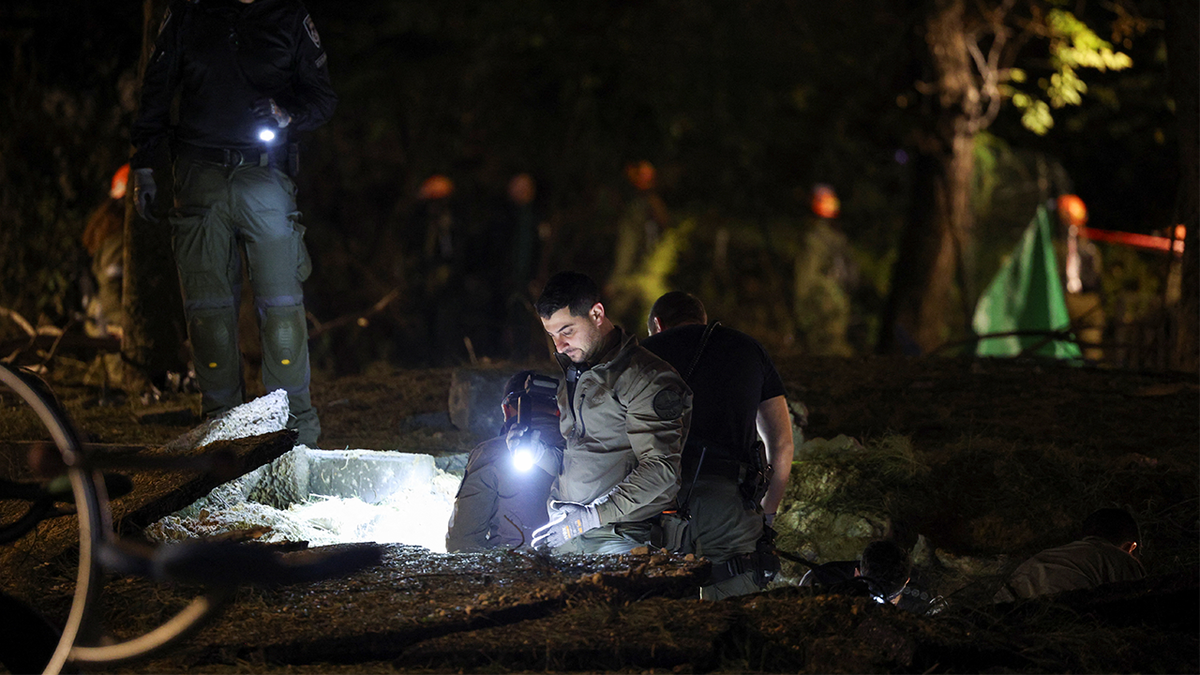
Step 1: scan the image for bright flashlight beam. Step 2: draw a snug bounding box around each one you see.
[512,447,535,472]
[258,128,276,142]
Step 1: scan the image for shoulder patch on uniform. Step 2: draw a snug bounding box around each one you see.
[304,14,322,48]
[653,388,684,420]
[314,52,327,69]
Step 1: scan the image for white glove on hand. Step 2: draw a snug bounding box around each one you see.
[531,501,600,549]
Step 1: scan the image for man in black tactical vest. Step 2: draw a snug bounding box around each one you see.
[641,291,795,599]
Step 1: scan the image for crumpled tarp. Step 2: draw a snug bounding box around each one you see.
[972,206,1082,360]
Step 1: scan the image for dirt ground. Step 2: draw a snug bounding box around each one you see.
[1,352,1198,673]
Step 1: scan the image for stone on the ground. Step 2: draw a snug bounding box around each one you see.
[164,389,290,452]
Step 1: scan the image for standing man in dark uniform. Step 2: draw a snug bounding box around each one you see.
[642,291,795,599]
[531,272,692,554]
[129,0,336,446]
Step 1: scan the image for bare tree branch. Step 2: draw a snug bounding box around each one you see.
[307,289,402,340]
[0,305,37,338]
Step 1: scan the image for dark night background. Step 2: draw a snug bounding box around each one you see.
[0,0,1193,371]
[0,3,1198,672]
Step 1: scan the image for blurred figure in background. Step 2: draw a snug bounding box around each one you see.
[606,161,672,331]
[1058,194,1105,362]
[493,172,550,361]
[81,163,128,339]
[416,175,469,363]
[793,183,858,355]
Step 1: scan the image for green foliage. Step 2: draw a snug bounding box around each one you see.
[0,0,1173,365]
[1005,8,1133,136]
[1014,97,1055,135]
[1046,9,1135,75]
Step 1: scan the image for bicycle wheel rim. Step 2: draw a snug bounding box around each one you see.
[0,365,108,675]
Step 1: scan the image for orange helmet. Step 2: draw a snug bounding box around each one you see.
[110,163,131,200]
[418,174,454,200]
[1057,194,1087,227]
[811,183,840,219]
[507,173,536,206]
[625,161,656,191]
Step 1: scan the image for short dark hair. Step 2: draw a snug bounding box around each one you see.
[860,540,911,600]
[1082,508,1140,547]
[536,272,602,319]
[648,291,707,331]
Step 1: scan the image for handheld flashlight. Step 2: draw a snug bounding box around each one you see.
[512,443,537,472]
[508,399,544,473]
[258,127,277,143]
[505,373,559,472]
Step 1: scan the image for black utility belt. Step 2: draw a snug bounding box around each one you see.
[176,143,283,168]
[685,456,750,482]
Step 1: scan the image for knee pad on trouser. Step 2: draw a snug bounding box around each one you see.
[187,305,243,415]
[260,303,320,445]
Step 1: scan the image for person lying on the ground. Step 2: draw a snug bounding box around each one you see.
[799,540,911,605]
[993,507,1145,603]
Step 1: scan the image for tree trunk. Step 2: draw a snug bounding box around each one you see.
[879,0,977,355]
[121,0,186,390]
[1165,0,1198,373]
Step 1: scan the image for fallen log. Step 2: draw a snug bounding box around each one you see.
[0,430,297,576]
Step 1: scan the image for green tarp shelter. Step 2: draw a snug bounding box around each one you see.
[972,206,1082,359]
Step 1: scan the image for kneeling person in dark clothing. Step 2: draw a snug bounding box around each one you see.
[641,291,795,599]
[445,371,563,552]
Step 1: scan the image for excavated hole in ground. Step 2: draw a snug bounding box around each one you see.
[145,447,469,552]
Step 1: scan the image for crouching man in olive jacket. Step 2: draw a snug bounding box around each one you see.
[531,271,692,554]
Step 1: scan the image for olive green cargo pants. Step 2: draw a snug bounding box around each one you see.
[170,155,320,445]
[686,475,764,600]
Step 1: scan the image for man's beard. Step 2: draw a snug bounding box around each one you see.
[578,327,614,364]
